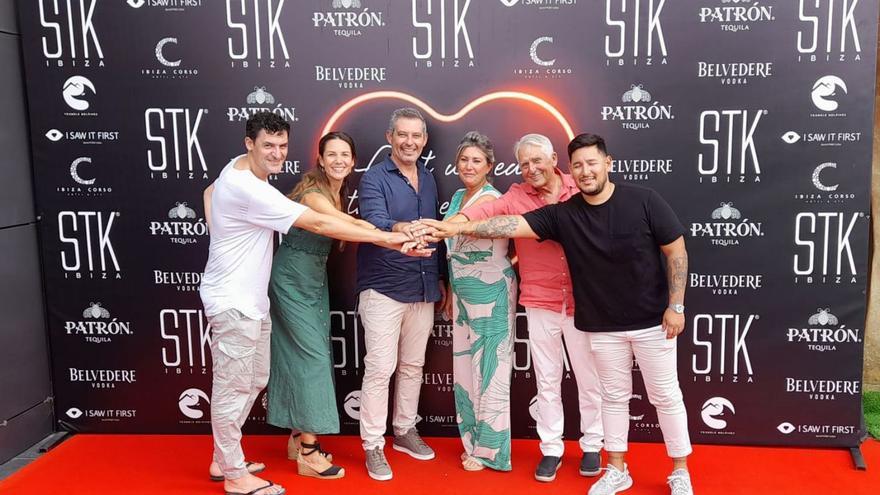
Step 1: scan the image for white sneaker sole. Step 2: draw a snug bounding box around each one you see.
[580,467,602,477]
[366,468,393,481]
[534,459,562,482]
[593,477,633,494]
[392,443,435,460]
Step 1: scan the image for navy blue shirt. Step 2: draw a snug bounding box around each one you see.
[356,156,442,303]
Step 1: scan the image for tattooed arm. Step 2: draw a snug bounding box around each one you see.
[660,236,688,339]
[420,215,539,240]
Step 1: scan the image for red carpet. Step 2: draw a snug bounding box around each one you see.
[0,435,877,494]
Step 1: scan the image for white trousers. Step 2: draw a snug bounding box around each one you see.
[358,289,434,450]
[588,325,692,458]
[527,307,603,456]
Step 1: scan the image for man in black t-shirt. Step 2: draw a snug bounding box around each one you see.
[423,134,694,495]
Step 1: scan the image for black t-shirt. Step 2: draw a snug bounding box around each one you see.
[523,183,685,332]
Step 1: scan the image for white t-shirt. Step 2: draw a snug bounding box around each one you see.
[200,155,308,319]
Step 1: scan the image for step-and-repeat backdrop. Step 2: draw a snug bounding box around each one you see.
[18,0,877,447]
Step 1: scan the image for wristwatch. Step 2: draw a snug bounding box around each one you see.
[669,303,685,314]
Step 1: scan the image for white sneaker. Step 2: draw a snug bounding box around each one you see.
[667,468,694,495]
[588,463,633,495]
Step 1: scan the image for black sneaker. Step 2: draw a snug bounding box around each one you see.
[534,455,562,482]
[580,451,602,476]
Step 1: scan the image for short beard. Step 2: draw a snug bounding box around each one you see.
[579,178,606,196]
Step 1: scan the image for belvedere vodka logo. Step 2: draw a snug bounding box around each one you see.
[785,377,860,401]
[58,157,112,197]
[810,75,847,117]
[696,61,773,86]
[610,157,672,181]
[690,203,763,247]
[700,397,735,434]
[142,37,199,79]
[604,0,668,67]
[788,307,861,353]
[153,270,203,292]
[313,0,385,38]
[794,162,856,205]
[128,0,204,12]
[58,211,121,280]
[698,109,765,183]
[178,388,210,420]
[314,66,387,89]
[44,128,119,145]
[692,314,756,384]
[160,309,211,375]
[411,0,476,69]
[149,202,208,245]
[145,108,208,180]
[689,272,763,296]
[62,76,97,116]
[65,302,132,344]
[423,372,454,392]
[698,0,775,33]
[39,0,104,67]
[793,211,864,284]
[226,0,291,69]
[797,0,862,62]
[513,36,573,79]
[68,368,136,389]
[228,86,297,122]
[601,84,673,130]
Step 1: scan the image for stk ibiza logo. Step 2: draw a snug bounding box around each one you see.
[313,0,385,38]
[228,86,297,122]
[145,108,209,180]
[797,0,862,63]
[601,84,673,130]
[411,0,476,69]
[793,211,865,285]
[226,0,291,69]
[161,309,211,375]
[178,388,210,420]
[698,109,765,184]
[787,307,861,353]
[62,76,96,115]
[58,211,121,280]
[700,397,735,432]
[39,0,103,67]
[604,0,667,67]
[692,314,756,384]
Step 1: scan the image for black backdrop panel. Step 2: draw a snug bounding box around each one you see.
[17,0,877,446]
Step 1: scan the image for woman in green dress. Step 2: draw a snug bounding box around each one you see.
[441,131,517,472]
[267,131,373,480]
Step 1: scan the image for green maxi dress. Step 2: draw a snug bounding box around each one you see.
[444,184,517,471]
[266,200,338,434]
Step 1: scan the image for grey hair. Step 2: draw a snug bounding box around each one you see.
[513,133,554,160]
[387,107,427,134]
[455,131,495,166]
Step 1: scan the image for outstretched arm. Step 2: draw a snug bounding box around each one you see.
[660,236,688,339]
[421,215,539,240]
[294,209,412,245]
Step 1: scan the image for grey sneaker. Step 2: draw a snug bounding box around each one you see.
[588,463,633,495]
[580,451,602,476]
[392,428,435,460]
[667,468,694,495]
[365,447,392,481]
[534,455,562,482]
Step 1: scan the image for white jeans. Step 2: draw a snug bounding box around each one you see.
[358,289,434,450]
[527,307,603,456]
[588,325,692,458]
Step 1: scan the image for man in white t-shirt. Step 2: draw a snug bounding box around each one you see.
[200,112,417,495]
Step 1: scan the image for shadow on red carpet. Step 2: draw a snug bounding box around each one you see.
[0,435,877,494]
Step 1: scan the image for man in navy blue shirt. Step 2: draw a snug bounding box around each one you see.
[356,107,445,481]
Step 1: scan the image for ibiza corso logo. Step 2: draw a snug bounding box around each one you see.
[58,156,112,197]
[701,397,735,431]
[794,162,855,205]
[514,36,572,79]
[142,37,199,79]
[179,388,210,420]
[343,390,361,420]
[62,75,96,114]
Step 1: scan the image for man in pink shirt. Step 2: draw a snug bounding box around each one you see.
[458,134,603,482]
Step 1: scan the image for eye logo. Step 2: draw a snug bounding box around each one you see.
[781,131,801,144]
[777,422,795,434]
[808,308,838,326]
[155,38,181,67]
[530,37,555,67]
[811,75,847,112]
[178,388,210,419]
[500,0,519,6]
[168,202,197,219]
[62,76,96,111]
[711,202,741,220]
[83,302,110,318]
[812,163,838,192]
[46,129,64,142]
[66,407,84,419]
[127,0,145,7]
[701,397,735,430]
[343,390,361,420]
